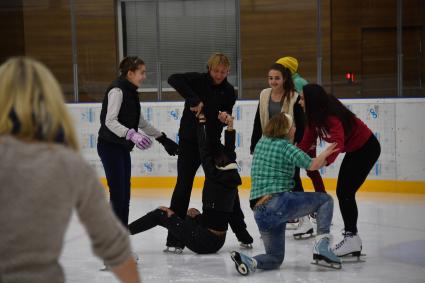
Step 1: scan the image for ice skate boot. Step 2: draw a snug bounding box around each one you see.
[309,212,317,225]
[293,216,314,240]
[286,218,300,230]
[163,246,183,254]
[230,251,257,276]
[332,231,365,261]
[236,229,254,249]
[312,234,342,269]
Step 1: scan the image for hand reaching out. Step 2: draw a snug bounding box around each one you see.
[190,101,204,117]
[126,129,152,150]
[158,206,175,217]
[186,208,200,218]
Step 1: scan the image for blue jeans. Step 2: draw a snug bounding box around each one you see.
[253,191,333,270]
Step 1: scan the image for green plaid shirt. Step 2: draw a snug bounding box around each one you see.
[250,137,312,200]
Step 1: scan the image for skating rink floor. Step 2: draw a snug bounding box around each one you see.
[61,189,425,283]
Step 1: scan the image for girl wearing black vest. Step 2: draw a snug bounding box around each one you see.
[98,56,179,227]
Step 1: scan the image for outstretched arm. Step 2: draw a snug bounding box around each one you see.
[223,116,236,156]
[196,114,217,176]
[308,143,339,170]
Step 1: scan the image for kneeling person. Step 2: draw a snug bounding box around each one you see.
[231,113,341,275]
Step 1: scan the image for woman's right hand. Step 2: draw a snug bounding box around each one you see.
[190,101,204,117]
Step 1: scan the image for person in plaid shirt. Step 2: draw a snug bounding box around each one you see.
[230,113,342,275]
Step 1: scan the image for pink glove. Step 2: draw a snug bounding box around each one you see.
[126,129,152,150]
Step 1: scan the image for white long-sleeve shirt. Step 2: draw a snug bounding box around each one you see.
[105,88,162,138]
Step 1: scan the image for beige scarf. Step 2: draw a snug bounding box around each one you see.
[258,88,299,130]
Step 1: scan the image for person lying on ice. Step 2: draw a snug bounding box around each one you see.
[128,113,248,254]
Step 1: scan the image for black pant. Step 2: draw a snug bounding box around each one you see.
[167,138,201,247]
[292,167,304,192]
[97,141,131,226]
[167,138,249,247]
[129,209,226,254]
[336,134,381,234]
[228,194,248,232]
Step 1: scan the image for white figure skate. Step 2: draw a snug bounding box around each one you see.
[163,246,183,254]
[332,231,365,262]
[293,216,314,240]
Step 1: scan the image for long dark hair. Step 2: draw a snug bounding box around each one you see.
[269,63,295,106]
[302,84,356,138]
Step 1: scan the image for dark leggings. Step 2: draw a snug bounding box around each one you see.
[97,141,131,226]
[336,134,381,234]
[129,209,225,254]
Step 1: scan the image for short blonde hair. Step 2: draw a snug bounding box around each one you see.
[263,113,293,139]
[0,57,79,150]
[207,53,230,70]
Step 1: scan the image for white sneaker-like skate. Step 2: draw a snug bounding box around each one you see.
[163,246,183,254]
[293,216,314,240]
[312,234,342,269]
[309,212,317,225]
[332,232,365,261]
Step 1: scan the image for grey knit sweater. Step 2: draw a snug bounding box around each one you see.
[0,136,132,283]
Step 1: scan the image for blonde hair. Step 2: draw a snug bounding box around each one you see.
[0,57,79,150]
[207,53,230,70]
[263,113,293,139]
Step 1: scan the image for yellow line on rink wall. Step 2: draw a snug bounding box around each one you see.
[100,177,425,194]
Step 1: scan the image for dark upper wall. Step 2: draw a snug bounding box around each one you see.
[331,0,424,98]
[0,0,25,63]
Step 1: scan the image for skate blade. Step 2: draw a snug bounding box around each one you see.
[230,251,250,276]
[100,266,110,272]
[311,260,342,270]
[293,229,314,240]
[239,242,253,249]
[163,247,183,254]
[340,253,366,263]
[293,234,314,240]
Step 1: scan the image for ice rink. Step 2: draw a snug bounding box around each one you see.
[61,189,425,283]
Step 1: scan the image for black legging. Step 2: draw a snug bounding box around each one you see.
[336,134,381,234]
[129,209,225,254]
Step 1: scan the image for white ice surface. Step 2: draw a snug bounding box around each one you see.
[60,190,425,283]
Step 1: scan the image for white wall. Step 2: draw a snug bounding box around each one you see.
[68,98,425,182]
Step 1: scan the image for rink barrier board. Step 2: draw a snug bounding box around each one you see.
[100,177,425,194]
